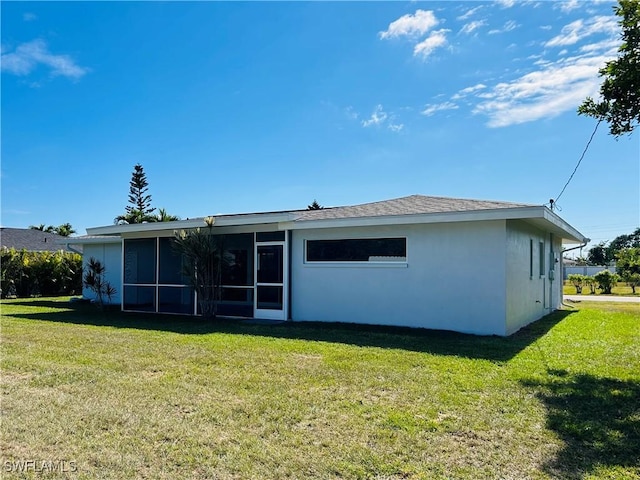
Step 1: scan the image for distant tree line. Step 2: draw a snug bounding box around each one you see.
[29,223,76,237]
[577,228,640,266]
[567,228,640,295]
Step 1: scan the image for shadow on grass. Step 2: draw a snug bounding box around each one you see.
[522,373,640,479]
[1,298,577,362]
[1,299,78,309]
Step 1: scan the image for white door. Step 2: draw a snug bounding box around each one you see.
[254,242,287,320]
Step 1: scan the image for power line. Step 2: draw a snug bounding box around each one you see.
[552,119,602,208]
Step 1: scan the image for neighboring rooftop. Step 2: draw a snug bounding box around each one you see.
[1,228,73,252]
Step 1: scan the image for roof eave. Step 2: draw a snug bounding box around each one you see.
[86,212,297,236]
[57,236,122,245]
[289,206,588,242]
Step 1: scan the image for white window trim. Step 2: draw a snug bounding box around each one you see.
[303,237,408,265]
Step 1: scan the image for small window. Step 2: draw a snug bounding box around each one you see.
[529,239,534,278]
[306,238,407,262]
[539,241,545,277]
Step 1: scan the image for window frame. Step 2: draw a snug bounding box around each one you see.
[304,237,408,265]
[529,239,534,279]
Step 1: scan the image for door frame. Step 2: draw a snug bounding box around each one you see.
[254,238,288,320]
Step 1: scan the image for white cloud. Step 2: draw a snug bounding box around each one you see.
[579,38,620,53]
[361,105,404,132]
[362,104,388,127]
[23,13,37,22]
[460,20,487,35]
[557,0,581,13]
[457,6,484,21]
[451,83,487,100]
[380,10,448,60]
[496,0,516,8]
[1,39,89,80]
[488,20,519,35]
[545,16,618,47]
[421,101,458,116]
[472,49,617,127]
[413,29,449,58]
[379,10,439,39]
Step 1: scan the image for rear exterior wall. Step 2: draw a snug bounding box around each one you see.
[290,220,508,336]
[82,243,122,305]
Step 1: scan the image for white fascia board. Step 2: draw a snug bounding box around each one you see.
[87,220,201,236]
[288,206,587,242]
[86,213,296,236]
[541,209,587,243]
[57,236,122,245]
[288,207,539,229]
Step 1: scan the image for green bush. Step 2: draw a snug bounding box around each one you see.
[593,270,619,295]
[0,248,82,298]
[568,274,586,294]
[583,276,597,294]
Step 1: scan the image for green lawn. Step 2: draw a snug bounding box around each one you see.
[1,298,639,479]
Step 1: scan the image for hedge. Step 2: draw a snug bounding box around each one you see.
[1,248,83,298]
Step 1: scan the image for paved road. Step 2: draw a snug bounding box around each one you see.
[564,295,640,303]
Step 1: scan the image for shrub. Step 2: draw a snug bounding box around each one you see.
[0,248,82,298]
[583,276,597,294]
[568,274,586,294]
[622,272,640,294]
[593,270,619,295]
[83,258,116,309]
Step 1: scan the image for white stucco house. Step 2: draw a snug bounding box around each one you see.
[63,195,588,336]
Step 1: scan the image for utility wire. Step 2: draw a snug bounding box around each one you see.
[553,119,602,207]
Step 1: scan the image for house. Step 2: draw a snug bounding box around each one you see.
[65,195,587,336]
[1,227,77,253]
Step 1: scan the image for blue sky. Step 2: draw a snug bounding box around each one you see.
[2,1,638,252]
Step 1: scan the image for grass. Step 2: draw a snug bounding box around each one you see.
[1,298,639,479]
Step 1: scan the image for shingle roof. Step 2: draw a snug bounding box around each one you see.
[294,194,534,221]
[0,228,72,252]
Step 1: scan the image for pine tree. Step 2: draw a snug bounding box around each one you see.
[115,164,156,224]
[307,199,323,210]
[126,164,154,217]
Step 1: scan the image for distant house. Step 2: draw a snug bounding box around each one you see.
[66,195,587,336]
[0,228,78,253]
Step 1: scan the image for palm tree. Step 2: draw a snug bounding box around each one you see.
[29,224,55,233]
[155,208,180,222]
[114,209,157,225]
[54,223,76,237]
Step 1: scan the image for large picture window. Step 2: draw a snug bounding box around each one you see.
[306,238,407,262]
